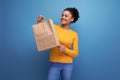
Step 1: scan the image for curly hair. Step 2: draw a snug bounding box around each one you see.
[64,7,80,23]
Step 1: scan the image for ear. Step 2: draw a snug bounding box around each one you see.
[71,17,74,22]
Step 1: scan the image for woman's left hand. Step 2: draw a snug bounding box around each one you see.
[58,45,66,52]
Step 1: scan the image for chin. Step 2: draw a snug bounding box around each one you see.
[61,23,66,25]
[61,22,66,25]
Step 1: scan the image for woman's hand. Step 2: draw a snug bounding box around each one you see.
[37,15,44,24]
[58,45,66,52]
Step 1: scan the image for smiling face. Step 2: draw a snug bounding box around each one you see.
[60,10,74,25]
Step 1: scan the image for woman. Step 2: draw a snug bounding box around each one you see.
[37,7,80,80]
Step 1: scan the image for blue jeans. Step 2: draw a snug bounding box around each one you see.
[48,62,73,80]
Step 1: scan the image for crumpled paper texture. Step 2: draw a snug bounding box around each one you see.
[32,19,60,51]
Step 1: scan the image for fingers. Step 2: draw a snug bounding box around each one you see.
[58,45,66,52]
[37,15,44,24]
[37,15,44,20]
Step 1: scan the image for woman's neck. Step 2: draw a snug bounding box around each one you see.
[61,24,70,30]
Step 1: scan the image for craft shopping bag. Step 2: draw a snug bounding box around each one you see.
[32,19,60,51]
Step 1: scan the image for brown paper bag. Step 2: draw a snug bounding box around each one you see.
[32,19,60,51]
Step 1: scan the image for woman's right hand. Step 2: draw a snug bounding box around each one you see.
[37,15,44,24]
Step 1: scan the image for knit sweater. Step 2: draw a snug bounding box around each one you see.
[50,24,79,63]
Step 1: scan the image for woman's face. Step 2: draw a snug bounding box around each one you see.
[61,10,74,25]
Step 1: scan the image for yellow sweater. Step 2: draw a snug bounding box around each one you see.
[50,24,79,63]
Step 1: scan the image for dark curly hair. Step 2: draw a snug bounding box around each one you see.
[64,7,80,23]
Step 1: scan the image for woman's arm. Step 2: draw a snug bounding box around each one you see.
[65,34,78,58]
[58,33,79,58]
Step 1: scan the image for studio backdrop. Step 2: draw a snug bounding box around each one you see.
[0,0,120,80]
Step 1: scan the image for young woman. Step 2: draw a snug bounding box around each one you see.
[37,7,80,80]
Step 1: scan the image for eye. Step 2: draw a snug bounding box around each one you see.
[65,14,68,17]
[61,14,69,18]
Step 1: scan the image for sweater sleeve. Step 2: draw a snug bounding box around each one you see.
[65,33,79,58]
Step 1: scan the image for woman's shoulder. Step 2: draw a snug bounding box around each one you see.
[70,29,78,36]
[53,24,61,29]
[54,24,60,27]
